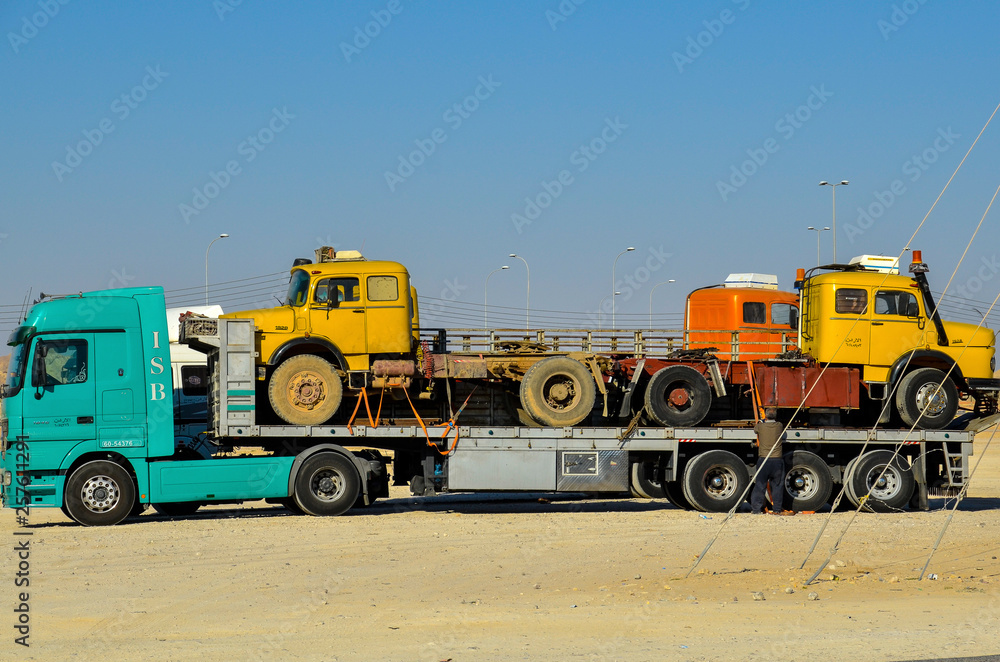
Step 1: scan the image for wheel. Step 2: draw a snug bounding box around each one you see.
[847,450,915,513]
[64,460,136,526]
[662,479,692,509]
[630,461,662,499]
[519,357,596,427]
[681,450,750,513]
[293,452,360,517]
[895,367,958,430]
[268,355,344,426]
[643,365,713,428]
[781,451,832,512]
[152,502,201,517]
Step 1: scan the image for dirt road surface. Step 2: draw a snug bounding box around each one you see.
[3,434,1000,661]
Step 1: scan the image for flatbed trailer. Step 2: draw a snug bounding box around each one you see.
[187,317,986,516]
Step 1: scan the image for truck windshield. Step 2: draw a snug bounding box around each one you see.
[285,270,310,307]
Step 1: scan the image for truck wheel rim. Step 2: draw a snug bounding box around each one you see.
[785,466,818,499]
[81,475,120,513]
[288,371,326,410]
[310,468,345,502]
[703,466,737,499]
[914,383,947,416]
[542,375,578,412]
[865,464,900,499]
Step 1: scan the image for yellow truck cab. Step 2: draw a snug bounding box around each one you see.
[222,248,417,425]
[798,251,999,427]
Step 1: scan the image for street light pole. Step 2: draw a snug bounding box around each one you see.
[600,292,620,331]
[612,247,635,329]
[806,226,830,266]
[484,265,509,329]
[508,254,530,330]
[819,180,848,263]
[648,280,676,330]
[205,233,230,305]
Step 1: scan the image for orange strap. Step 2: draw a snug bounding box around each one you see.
[347,385,382,435]
[401,385,476,456]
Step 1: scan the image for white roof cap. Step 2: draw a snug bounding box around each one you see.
[723,273,778,290]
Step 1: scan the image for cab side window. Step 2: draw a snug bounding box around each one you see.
[367,276,399,302]
[32,339,88,387]
[314,277,360,305]
[835,289,868,315]
[771,303,798,329]
[875,290,919,317]
[742,302,766,325]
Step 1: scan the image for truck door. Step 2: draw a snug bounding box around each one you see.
[20,334,97,459]
[868,289,922,368]
[825,287,871,365]
[94,331,147,449]
[309,276,367,359]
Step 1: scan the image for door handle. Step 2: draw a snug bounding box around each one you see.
[77,416,94,424]
[352,309,365,314]
[871,322,883,326]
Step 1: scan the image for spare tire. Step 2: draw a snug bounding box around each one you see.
[519,356,596,427]
[644,365,713,427]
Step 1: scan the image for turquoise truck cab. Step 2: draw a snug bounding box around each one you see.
[0,287,297,525]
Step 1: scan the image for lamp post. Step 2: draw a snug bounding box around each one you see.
[612,247,635,329]
[806,226,830,266]
[819,180,848,263]
[508,253,530,330]
[648,280,676,330]
[484,265,509,329]
[600,292,620,330]
[205,233,230,305]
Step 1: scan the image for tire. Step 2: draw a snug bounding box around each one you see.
[895,367,959,430]
[152,502,201,517]
[278,497,305,515]
[662,479,692,510]
[519,357,596,427]
[841,455,861,509]
[781,451,833,512]
[293,452,360,517]
[64,460,136,527]
[630,461,662,499]
[847,450,915,513]
[643,365,713,428]
[269,355,344,426]
[681,450,750,513]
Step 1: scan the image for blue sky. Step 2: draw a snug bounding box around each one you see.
[3,1,1000,335]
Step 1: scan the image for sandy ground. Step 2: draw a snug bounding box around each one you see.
[2,435,1000,662]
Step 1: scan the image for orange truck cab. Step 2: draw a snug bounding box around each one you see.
[684,273,799,360]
